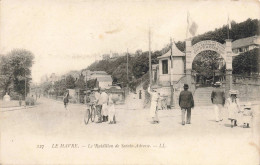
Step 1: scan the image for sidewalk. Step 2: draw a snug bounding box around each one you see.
[0,105,36,112]
[0,100,37,112]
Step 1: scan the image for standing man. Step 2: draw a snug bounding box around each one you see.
[99,88,109,122]
[94,88,102,123]
[63,90,69,109]
[211,82,225,122]
[179,84,194,125]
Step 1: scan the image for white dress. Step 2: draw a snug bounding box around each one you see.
[226,98,240,120]
[108,95,116,122]
[147,87,159,118]
[100,92,108,116]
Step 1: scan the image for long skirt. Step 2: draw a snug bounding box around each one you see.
[102,103,108,116]
[108,104,116,122]
[150,101,158,121]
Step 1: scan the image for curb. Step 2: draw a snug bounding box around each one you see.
[0,105,36,112]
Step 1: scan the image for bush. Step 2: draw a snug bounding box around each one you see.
[25,96,35,106]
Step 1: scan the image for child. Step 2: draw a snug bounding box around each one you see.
[226,90,241,128]
[241,102,253,128]
[108,94,117,124]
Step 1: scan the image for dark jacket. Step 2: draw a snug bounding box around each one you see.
[63,93,69,103]
[211,88,225,105]
[179,90,194,108]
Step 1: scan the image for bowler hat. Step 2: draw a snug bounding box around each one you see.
[184,84,189,89]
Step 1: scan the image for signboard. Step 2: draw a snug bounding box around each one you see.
[192,40,225,56]
[186,40,229,70]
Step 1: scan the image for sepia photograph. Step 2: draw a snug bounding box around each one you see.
[0,0,260,164]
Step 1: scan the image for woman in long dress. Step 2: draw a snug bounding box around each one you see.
[108,94,117,124]
[226,90,241,128]
[147,85,159,124]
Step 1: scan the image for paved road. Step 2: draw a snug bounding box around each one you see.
[1,97,259,164]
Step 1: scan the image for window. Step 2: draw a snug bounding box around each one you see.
[162,60,168,74]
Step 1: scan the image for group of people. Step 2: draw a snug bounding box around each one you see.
[63,88,117,124]
[87,88,117,124]
[211,82,253,128]
[148,83,194,125]
[62,82,253,128]
[148,82,253,128]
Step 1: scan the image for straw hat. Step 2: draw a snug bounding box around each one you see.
[214,82,221,86]
[244,102,251,109]
[229,90,239,95]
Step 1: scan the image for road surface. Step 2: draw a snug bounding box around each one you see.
[1,97,259,164]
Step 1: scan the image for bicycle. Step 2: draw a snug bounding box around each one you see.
[84,102,97,125]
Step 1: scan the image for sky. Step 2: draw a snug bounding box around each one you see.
[0,0,259,83]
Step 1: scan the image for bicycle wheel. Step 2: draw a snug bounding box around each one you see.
[91,106,96,122]
[84,109,91,125]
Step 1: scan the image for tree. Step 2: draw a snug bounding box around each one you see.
[0,49,34,97]
[65,75,76,89]
[75,74,86,89]
[192,50,225,83]
[40,81,52,95]
[233,48,259,76]
[53,79,66,96]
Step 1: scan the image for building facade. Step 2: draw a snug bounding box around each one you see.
[232,35,260,55]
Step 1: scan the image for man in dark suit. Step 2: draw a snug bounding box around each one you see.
[179,84,194,125]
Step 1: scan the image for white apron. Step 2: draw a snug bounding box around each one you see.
[108,104,116,122]
[102,103,108,116]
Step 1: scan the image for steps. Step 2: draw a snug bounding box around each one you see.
[194,87,214,106]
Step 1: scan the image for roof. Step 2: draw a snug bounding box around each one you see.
[96,75,113,82]
[232,35,260,49]
[158,42,185,59]
[91,71,107,75]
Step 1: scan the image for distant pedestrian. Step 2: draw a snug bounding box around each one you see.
[63,90,69,109]
[147,85,159,124]
[211,82,225,122]
[179,84,194,125]
[226,90,241,128]
[19,94,22,106]
[99,88,108,122]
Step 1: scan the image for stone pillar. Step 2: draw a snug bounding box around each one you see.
[185,39,193,88]
[225,69,232,96]
[186,69,192,88]
[185,39,193,71]
[225,39,233,95]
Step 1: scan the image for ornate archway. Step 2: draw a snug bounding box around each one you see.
[185,39,233,92]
